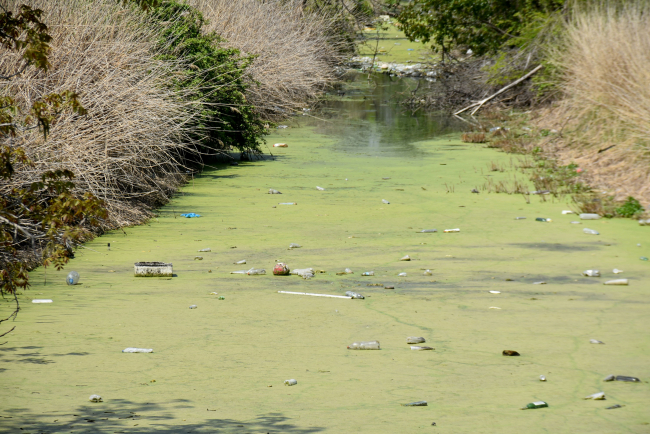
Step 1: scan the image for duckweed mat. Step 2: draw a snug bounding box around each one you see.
[1,124,649,433]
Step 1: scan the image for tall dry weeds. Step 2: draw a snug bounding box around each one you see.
[1,0,200,227]
[537,1,650,206]
[187,0,345,120]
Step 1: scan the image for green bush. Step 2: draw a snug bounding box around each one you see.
[152,1,266,154]
[616,197,644,218]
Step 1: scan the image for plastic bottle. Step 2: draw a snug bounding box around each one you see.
[198,248,211,252]
[122,348,153,353]
[419,229,437,233]
[641,256,649,261]
[273,143,288,147]
[521,401,548,410]
[401,401,427,406]
[289,243,301,249]
[347,341,380,350]
[407,337,425,344]
[590,339,604,344]
[189,305,197,309]
[515,217,526,220]
[345,291,364,299]
[398,272,407,277]
[535,218,551,222]
[231,270,248,274]
[279,202,297,205]
[32,299,53,303]
[316,186,325,191]
[89,395,103,403]
[583,228,599,235]
[584,392,605,400]
[423,270,433,276]
[344,268,353,274]
[284,379,297,386]
[613,268,623,274]
[66,271,80,285]
[539,375,546,381]
[410,346,434,351]
[400,255,411,261]
[580,213,601,220]
[604,279,628,285]
[444,228,460,232]
[247,268,266,275]
[582,270,600,277]
[614,375,640,382]
[235,260,247,264]
[268,189,282,194]
[361,271,374,276]
[382,199,390,204]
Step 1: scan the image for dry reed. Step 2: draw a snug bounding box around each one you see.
[187,0,345,120]
[537,0,650,206]
[1,0,200,228]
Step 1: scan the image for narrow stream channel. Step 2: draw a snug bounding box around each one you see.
[2,72,648,433]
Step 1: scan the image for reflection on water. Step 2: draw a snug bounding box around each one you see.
[300,71,466,156]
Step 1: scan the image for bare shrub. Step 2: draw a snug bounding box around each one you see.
[188,0,345,120]
[1,0,199,227]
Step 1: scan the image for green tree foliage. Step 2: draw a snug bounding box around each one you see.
[615,197,644,218]
[387,0,565,56]
[152,1,266,155]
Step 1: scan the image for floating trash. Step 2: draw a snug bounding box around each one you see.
[316,186,325,191]
[189,305,197,309]
[612,268,623,274]
[489,290,501,294]
[273,143,288,147]
[590,339,605,344]
[198,248,211,252]
[344,268,353,274]
[604,279,628,285]
[604,375,640,382]
[273,263,291,276]
[584,228,600,235]
[423,270,433,276]
[411,346,434,351]
[194,256,203,260]
[533,281,547,285]
[134,262,172,277]
[419,229,437,233]
[384,285,394,289]
[361,271,374,276]
[66,271,80,285]
[582,270,600,277]
[398,272,407,277]
[584,392,606,400]
[279,291,349,299]
[348,341,380,350]
[247,268,266,275]
[641,256,649,261]
[606,404,624,409]
[230,270,248,274]
[536,217,552,222]
[407,337,425,344]
[289,243,301,249]
[284,379,297,386]
[268,189,282,194]
[345,291,365,299]
[32,299,53,303]
[400,255,411,261]
[539,375,546,382]
[122,348,153,353]
[444,228,460,233]
[562,210,574,214]
[234,260,247,265]
[180,213,201,218]
[503,350,520,356]
[382,199,390,204]
[489,306,502,309]
[277,125,288,129]
[401,401,427,406]
[89,395,103,403]
[279,202,297,205]
[580,213,601,220]
[521,401,548,410]
[515,217,526,220]
[571,221,582,224]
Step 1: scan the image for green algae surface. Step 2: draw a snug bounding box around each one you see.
[2,78,650,434]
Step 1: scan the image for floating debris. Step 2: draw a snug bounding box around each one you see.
[444,228,460,233]
[382,199,390,204]
[345,291,365,299]
[402,401,427,407]
[590,339,605,344]
[604,279,628,285]
[89,395,103,403]
[503,350,520,356]
[407,337,426,344]
[584,392,606,400]
[411,346,434,351]
[348,341,380,350]
[583,270,600,277]
[284,379,297,386]
[400,255,411,261]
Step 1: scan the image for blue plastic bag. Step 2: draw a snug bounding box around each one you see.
[180,213,201,218]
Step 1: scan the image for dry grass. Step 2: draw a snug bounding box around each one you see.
[537,0,650,207]
[1,0,200,227]
[188,0,345,120]
[461,132,486,143]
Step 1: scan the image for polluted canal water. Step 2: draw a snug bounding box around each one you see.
[2,72,649,433]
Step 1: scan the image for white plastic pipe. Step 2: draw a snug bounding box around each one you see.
[278,291,351,299]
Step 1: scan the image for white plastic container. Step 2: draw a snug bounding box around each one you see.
[122,348,153,353]
[582,270,600,277]
[347,341,380,350]
[580,213,601,220]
